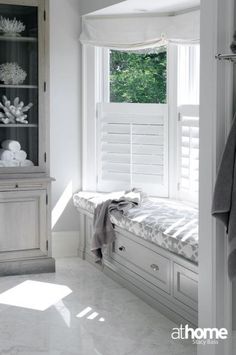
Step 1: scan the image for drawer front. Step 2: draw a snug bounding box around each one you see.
[0,182,45,192]
[173,263,198,311]
[112,232,170,294]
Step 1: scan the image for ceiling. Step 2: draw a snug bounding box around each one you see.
[89,0,200,16]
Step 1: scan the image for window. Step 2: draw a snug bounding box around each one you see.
[109,49,167,104]
[177,45,200,203]
[97,48,168,196]
[82,44,200,202]
[177,45,200,106]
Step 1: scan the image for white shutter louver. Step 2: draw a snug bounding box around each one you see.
[97,103,168,196]
[178,105,199,202]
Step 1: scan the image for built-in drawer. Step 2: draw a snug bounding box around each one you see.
[173,263,198,311]
[111,232,171,294]
[0,181,46,192]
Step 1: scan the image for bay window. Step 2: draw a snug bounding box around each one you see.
[83,43,200,204]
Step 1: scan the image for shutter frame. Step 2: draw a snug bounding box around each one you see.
[177,104,199,203]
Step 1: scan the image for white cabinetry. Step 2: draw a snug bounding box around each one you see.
[0,0,55,275]
[78,209,198,326]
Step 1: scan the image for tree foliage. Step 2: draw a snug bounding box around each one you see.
[110,50,167,104]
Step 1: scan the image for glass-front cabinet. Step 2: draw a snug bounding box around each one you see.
[0,1,45,172]
[0,0,55,277]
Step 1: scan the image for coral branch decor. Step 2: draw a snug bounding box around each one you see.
[0,16,25,37]
[0,96,33,124]
[0,63,27,85]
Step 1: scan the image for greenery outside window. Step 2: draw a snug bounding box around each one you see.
[109,49,167,104]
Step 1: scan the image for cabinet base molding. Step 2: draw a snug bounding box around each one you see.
[0,257,55,277]
[91,257,197,326]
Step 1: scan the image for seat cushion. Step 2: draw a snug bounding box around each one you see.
[73,191,198,264]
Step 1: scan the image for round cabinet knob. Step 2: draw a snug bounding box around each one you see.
[150,264,159,271]
[15,184,19,188]
[118,246,126,252]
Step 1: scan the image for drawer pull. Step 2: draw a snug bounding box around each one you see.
[15,184,19,188]
[118,246,126,252]
[150,264,159,271]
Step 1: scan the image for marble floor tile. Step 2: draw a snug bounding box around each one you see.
[0,258,197,355]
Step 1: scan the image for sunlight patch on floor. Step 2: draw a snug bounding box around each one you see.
[76,306,106,322]
[0,280,72,311]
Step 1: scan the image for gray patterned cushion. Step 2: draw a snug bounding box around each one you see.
[73,192,198,264]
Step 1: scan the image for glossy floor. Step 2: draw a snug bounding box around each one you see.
[0,258,197,355]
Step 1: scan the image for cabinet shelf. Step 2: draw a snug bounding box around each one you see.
[0,36,37,43]
[0,84,38,89]
[0,124,38,127]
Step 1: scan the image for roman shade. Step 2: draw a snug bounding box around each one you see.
[80,10,200,50]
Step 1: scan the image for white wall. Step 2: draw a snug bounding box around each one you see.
[49,0,81,233]
[48,0,122,250]
[79,0,123,16]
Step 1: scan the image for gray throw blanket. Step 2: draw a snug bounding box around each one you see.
[91,189,143,262]
[212,115,236,279]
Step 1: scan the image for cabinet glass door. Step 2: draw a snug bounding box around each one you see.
[0,3,43,171]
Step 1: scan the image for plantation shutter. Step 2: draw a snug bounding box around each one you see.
[97,103,168,196]
[178,105,199,202]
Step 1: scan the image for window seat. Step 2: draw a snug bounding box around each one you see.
[74,191,198,326]
[73,191,198,264]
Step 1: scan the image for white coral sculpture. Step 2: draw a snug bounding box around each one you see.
[0,16,25,36]
[0,63,27,85]
[0,96,33,124]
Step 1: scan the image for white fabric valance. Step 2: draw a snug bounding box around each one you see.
[80,10,200,50]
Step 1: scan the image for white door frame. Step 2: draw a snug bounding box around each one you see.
[199,0,234,355]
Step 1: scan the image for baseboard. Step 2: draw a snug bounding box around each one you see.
[52,231,79,258]
[78,248,86,260]
[0,257,55,276]
[85,252,104,271]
